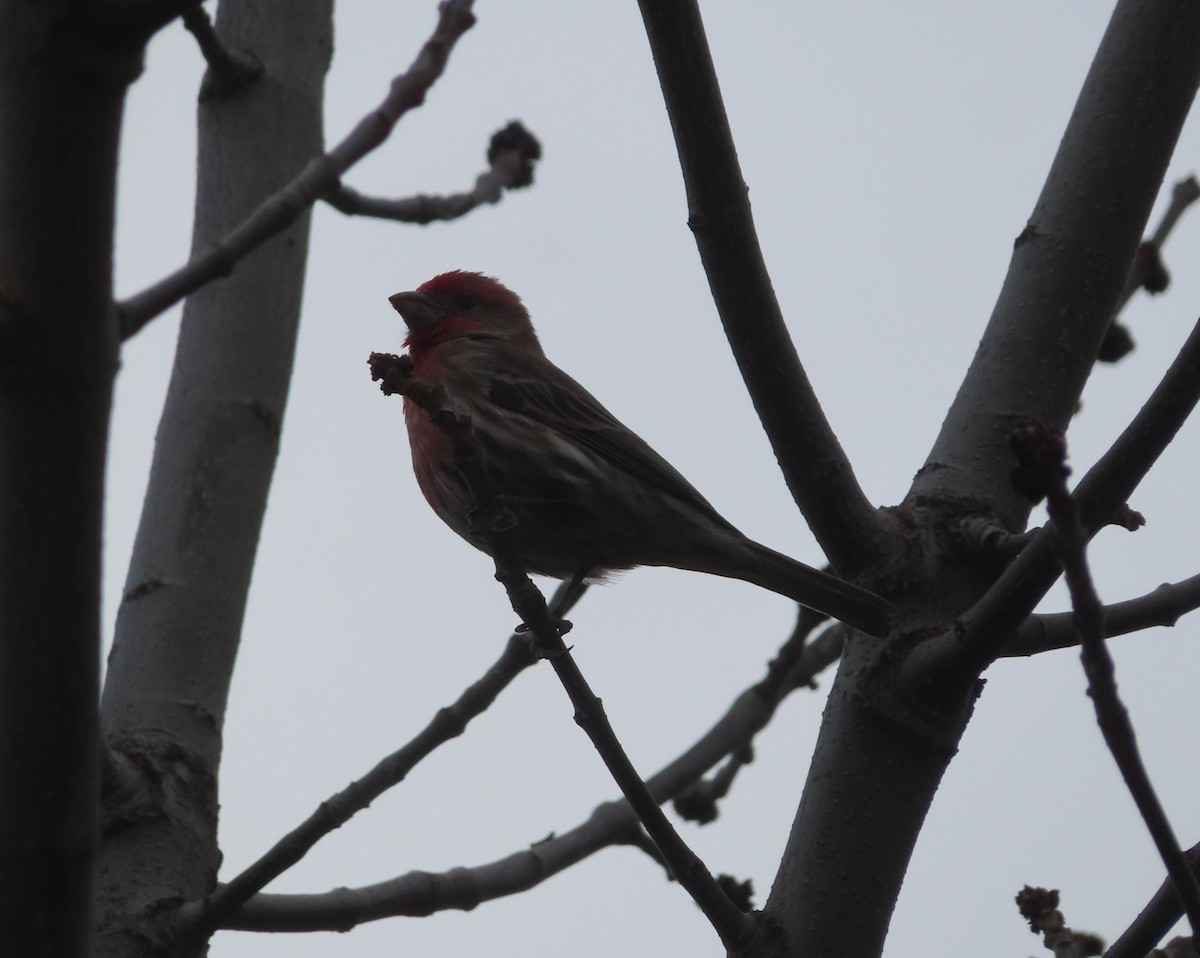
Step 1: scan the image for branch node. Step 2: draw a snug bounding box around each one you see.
[182,6,264,102]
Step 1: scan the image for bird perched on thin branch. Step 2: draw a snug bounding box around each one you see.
[388,270,892,636]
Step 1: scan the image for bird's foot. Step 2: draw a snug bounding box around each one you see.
[515,616,573,658]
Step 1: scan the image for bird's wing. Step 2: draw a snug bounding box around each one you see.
[484,350,729,524]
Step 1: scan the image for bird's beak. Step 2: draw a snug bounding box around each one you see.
[388,291,441,332]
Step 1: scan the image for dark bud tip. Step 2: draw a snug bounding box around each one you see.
[1097,321,1135,363]
[1009,419,1069,503]
[487,121,542,189]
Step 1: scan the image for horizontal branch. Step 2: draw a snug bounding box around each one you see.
[1003,573,1200,657]
[117,0,477,339]
[325,121,540,223]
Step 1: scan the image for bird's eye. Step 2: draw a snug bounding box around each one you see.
[453,294,477,311]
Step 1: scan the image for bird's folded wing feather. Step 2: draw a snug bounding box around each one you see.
[484,353,728,524]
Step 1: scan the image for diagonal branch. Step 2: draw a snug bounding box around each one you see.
[1105,843,1200,958]
[1103,174,1200,363]
[1116,175,1200,315]
[117,0,478,339]
[635,0,890,576]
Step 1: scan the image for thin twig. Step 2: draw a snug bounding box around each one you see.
[325,121,540,223]
[1115,174,1200,314]
[1150,176,1200,246]
[1019,424,1200,942]
[672,746,752,825]
[369,351,759,951]
[117,0,478,339]
[1103,174,1200,362]
[1004,573,1200,657]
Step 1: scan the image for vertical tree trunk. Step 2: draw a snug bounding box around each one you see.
[96,1,332,952]
[0,5,139,952]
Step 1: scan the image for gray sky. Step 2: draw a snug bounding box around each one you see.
[110,2,1200,955]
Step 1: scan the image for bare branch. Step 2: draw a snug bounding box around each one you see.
[1103,174,1200,362]
[635,0,891,576]
[1004,573,1200,657]
[1150,175,1200,247]
[1116,174,1200,313]
[1020,424,1200,942]
[325,121,541,223]
[117,0,478,339]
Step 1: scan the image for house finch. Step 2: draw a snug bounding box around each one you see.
[389,271,892,636]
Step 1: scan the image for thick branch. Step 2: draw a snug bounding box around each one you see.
[117,0,477,338]
[915,313,1200,684]
[636,0,890,576]
[911,0,1200,528]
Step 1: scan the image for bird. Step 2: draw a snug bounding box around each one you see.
[388,270,892,636]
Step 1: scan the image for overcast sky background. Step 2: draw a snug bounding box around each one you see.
[108,2,1200,955]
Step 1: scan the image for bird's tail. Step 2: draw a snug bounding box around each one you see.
[712,539,893,636]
